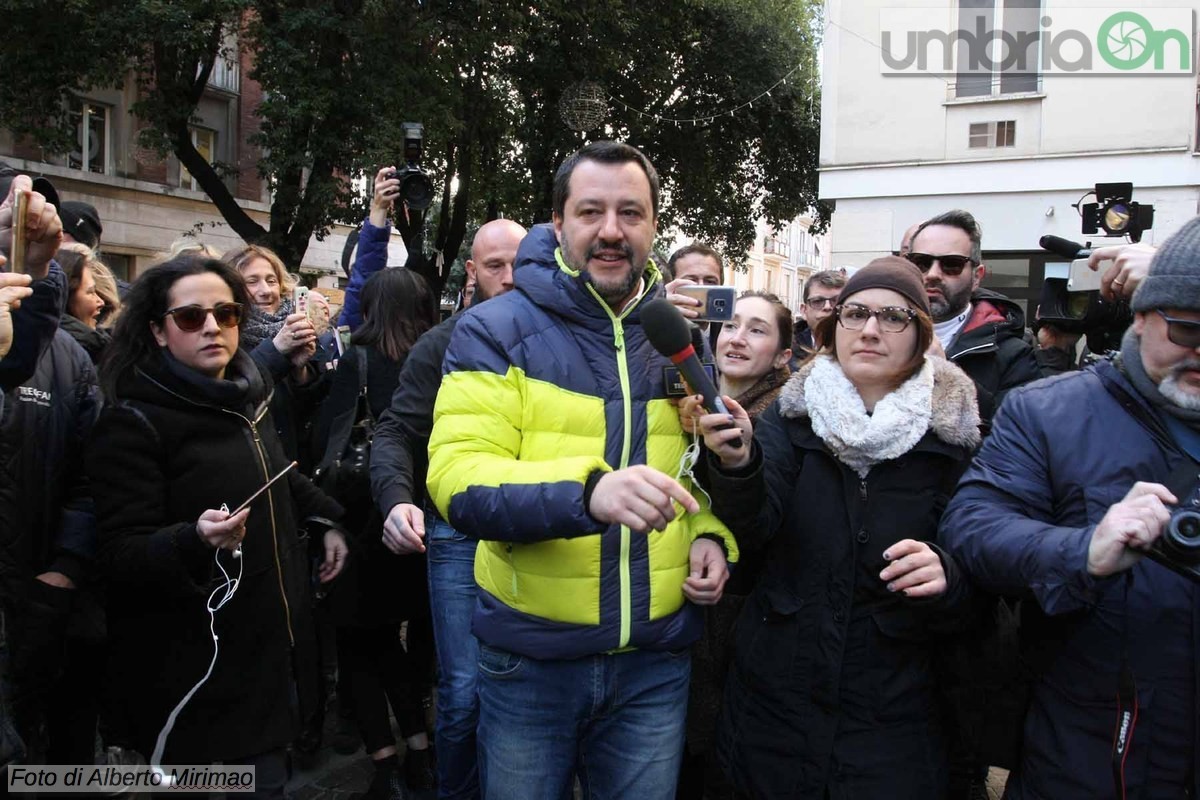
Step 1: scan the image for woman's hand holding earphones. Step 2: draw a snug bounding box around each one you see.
[197,508,250,551]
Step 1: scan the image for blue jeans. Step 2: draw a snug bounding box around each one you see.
[426,516,481,800]
[476,644,690,800]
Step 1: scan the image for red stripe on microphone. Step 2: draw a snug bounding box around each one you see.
[669,344,696,365]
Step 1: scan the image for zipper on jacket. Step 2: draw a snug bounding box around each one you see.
[587,283,637,649]
[136,369,296,646]
[859,478,868,502]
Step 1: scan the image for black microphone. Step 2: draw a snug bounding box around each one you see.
[1039,234,1091,260]
[641,298,742,448]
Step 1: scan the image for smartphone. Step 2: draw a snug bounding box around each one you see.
[1067,257,1102,292]
[677,285,736,322]
[9,190,28,274]
[293,285,309,316]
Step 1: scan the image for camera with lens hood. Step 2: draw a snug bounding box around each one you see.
[1146,479,1200,583]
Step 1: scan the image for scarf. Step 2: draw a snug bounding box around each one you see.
[734,366,792,421]
[804,355,936,477]
[159,348,262,411]
[1117,327,1200,428]
[240,298,295,351]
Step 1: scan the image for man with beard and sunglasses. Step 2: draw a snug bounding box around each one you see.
[941,216,1200,800]
[906,209,1040,430]
[425,141,737,798]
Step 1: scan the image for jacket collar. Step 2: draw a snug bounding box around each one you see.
[776,355,981,452]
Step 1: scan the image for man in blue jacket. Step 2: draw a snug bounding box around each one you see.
[942,217,1200,799]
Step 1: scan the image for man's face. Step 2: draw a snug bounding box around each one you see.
[554,159,657,308]
[466,220,525,304]
[909,224,984,322]
[673,253,722,286]
[1133,308,1200,410]
[802,285,842,336]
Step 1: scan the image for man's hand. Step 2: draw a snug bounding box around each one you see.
[35,571,75,590]
[664,278,703,320]
[197,507,251,551]
[1087,243,1155,301]
[1087,482,1176,577]
[0,176,62,280]
[318,530,349,582]
[879,539,947,598]
[682,537,729,605]
[588,465,700,534]
[383,503,427,554]
[0,269,33,359]
[370,166,399,228]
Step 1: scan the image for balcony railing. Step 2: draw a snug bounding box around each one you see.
[207,54,240,94]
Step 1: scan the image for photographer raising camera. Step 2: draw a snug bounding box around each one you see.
[942,217,1200,800]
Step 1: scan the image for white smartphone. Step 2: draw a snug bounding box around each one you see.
[1067,257,1102,292]
[293,285,310,315]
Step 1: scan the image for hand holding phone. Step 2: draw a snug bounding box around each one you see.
[676,285,736,322]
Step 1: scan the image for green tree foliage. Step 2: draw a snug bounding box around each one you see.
[0,0,823,284]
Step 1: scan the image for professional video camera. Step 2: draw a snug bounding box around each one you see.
[389,122,435,211]
[1035,182,1153,354]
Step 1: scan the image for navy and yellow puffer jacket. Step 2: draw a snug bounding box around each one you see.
[428,225,738,660]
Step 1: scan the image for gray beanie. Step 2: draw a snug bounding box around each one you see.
[1132,216,1200,312]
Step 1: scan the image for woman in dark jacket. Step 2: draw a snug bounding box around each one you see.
[678,290,793,800]
[312,267,439,798]
[687,258,982,799]
[57,246,111,364]
[86,255,348,793]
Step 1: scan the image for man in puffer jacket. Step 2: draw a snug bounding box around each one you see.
[941,216,1200,799]
[427,141,737,799]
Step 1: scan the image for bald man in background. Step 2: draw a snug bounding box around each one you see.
[370,217,527,800]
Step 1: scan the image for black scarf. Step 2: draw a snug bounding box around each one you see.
[1117,327,1200,428]
[240,298,295,351]
[159,348,264,411]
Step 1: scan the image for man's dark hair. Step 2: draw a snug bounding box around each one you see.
[667,242,723,279]
[552,141,660,219]
[803,269,848,302]
[912,210,983,264]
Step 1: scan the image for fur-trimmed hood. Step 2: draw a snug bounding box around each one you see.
[777,354,981,450]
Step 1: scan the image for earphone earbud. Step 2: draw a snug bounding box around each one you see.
[233,546,242,559]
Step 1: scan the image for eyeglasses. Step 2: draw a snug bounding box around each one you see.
[837,303,918,333]
[805,296,838,310]
[905,252,977,276]
[1156,309,1200,349]
[162,302,244,332]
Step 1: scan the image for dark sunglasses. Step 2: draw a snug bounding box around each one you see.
[162,302,244,332]
[1157,309,1200,349]
[905,252,977,276]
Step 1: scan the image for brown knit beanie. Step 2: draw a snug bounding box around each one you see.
[837,256,931,315]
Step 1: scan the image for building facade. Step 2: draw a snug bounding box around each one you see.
[819,0,1200,319]
[728,212,832,314]
[0,37,403,281]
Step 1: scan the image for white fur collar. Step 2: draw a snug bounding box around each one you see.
[778,355,981,475]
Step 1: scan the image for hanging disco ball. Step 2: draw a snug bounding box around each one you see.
[560,82,608,132]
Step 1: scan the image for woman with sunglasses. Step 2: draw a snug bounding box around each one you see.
[87,255,349,792]
[684,257,982,799]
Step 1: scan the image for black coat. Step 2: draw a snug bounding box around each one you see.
[945,290,1041,429]
[86,350,343,763]
[705,358,980,799]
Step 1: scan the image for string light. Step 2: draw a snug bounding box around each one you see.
[607,60,810,127]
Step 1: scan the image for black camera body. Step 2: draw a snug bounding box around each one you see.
[388,122,435,211]
[1147,477,1200,583]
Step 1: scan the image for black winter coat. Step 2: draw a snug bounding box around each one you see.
[86,350,344,763]
[706,358,980,799]
[946,290,1041,429]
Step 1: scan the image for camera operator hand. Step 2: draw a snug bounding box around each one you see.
[664,277,703,320]
[1087,481,1177,577]
[370,166,400,228]
[0,176,63,280]
[588,465,700,535]
[1087,242,1155,302]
